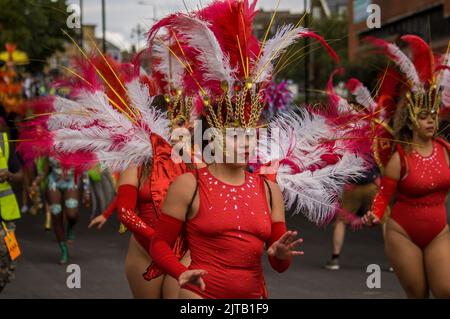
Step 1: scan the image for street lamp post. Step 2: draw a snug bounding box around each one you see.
[80,0,83,49]
[137,1,157,21]
[131,24,145,51]
[102,0,106,53]
[304,0,310,104]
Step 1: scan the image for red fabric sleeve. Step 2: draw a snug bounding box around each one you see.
[266,222,291,273]
[117,184,154,240]
[149,213,188,280]
[102,195,118,219]
[372,176,398,220]
[396,144,406,178]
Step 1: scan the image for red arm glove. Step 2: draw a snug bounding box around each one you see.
[117,184,154,240]
[266,222,291,273]
[149,213,188,280]
[102,195,118,219]
[371,176,398,220]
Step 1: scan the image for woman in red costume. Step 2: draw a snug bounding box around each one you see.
[363,35,450,298]
[322,70,399,270]
[18,53,196,298]
[84,40,207,298]
[146,0,360,298]
[151,127,303,299]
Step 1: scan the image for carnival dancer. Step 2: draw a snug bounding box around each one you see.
[362,35,450,298]
[323,69,400,269]
[29,156,90,264]
[147,0,369,299]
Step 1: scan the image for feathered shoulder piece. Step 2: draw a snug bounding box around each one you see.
[257,68,401,224]
[18,53,169,172]
[256,108,368,225]
[325,68,400,172]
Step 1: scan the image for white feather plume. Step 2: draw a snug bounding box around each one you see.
[278,153,365,224]
[384,42,423,93]
[152,38,186,90]
[350,82,378,112]
[253,25,307,83]
[171,15,236,94]
[48,96,92,130]
[46,82,170,172]
[126,80,170,140]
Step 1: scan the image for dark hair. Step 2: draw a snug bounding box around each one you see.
[393,97,413,152]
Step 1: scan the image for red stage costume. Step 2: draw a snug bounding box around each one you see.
[312,68,402,228]
[151,167,295,299]
[176,167,272,299]
[372,139,450,248]
[366,34,450,248]
[147,0,371,299]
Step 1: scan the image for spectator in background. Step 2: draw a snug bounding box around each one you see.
[0,116,24,293]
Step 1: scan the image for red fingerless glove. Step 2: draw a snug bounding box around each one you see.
[117,184,154,240]
[102,195,118,219]
[372,176,398,220]
[149,213,188,280]
[267,222,291,273]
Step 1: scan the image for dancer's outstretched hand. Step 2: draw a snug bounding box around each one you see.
[88,215,107,229]
[179,269,208,291]
[267,231,304,260]
[362,211,380,226]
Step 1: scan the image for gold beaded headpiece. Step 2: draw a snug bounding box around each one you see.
[406,86,441,127]
[367,35,449,127]
[149,0,339,132]
[164,92,194,128]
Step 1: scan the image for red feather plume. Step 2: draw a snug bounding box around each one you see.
[400,35,434,85]
[197,0,261,78]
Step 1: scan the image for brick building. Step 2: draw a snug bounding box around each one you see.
[348,0,450,60]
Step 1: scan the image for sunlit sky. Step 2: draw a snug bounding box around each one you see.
[67,0,309,50]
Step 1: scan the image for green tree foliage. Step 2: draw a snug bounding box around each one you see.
[0,0,73,73]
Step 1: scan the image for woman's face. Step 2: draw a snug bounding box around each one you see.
[223,128,256,168]
[414,111,437,140]
[170,118,193,145]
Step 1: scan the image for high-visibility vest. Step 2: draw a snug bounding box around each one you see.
[0,132,20,221]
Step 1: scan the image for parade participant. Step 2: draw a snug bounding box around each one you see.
[18,0,368,299]
[147,0,369,298]
[30,156,90,264]
[86,53,201,298]
[323,70,400,270]
[0,116,23,292]
[0,43,25,118]
[362,35,450,298]
[18,51,194,298]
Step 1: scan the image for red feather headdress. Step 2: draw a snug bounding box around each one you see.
[365,35,450,126]
[148,0,339,130]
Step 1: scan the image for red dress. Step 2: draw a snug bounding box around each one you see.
[183,166,272,299]
[122,133,189,280]
[393,139,450,248]
[132,176,158,251]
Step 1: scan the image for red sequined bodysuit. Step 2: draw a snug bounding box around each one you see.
[132,175,158,250]
[393,139,450,248]
[120,133,189,279]
[182,167,272,299]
